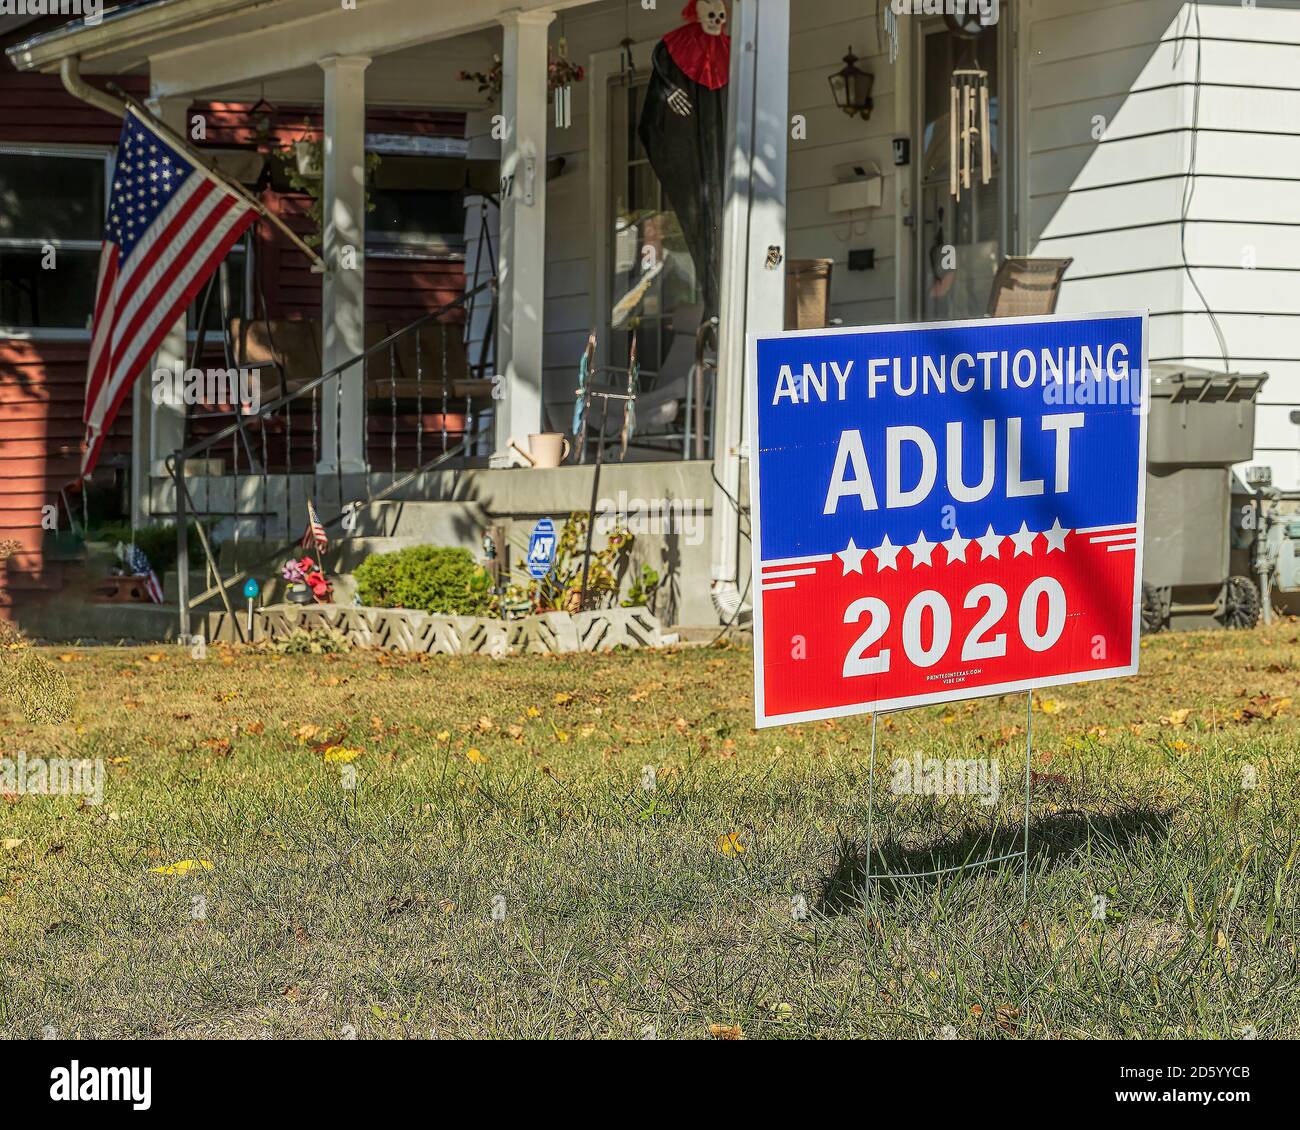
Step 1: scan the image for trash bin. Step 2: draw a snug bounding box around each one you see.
[1142,363,1268,630]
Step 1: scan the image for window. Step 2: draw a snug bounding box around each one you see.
[367,154,467,258]
[0,146,111,334]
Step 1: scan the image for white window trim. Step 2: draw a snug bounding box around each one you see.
[0,141,114,341]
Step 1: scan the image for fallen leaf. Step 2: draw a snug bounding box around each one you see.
[282,985,300,1002]
[554,693,572,706]
[146,653,163,663]
[436,730,451,742]
[716,832,746,855]
[476,715,494,734]
[150,859,213,876]
[2,838,22,850]
[56,654,78,663]
[323,746,361,764]
[1161,708,1191,727]
[709,1023,743,1040]
[244,721,265,736]
[294,724,323,742]
[465,747,489,765]
[526,706,541,719]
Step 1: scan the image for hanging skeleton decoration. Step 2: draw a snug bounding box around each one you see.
[637,0,730,316]
[950,68,992,201]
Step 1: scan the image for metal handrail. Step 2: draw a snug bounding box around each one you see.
[167,280,494,639]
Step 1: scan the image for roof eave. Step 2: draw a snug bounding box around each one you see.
[5,0,265,73]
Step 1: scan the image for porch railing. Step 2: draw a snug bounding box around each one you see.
[166,280,494,638]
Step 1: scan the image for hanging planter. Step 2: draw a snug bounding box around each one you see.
[458,51,585,107]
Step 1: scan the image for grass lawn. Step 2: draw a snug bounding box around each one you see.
[1,624,1297,1040]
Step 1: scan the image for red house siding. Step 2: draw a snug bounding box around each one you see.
[0,68,467,615]
[0,69,145,608]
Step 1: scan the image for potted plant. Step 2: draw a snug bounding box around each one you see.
[282,556,332,604]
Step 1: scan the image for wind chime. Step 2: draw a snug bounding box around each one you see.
[882,1,900,64]
[950,68,991,201]
[554,24,573,129]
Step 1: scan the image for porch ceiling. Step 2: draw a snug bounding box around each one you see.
[8,0,600,99]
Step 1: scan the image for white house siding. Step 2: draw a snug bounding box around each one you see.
[1026,0,1300,490]
[532,0,899,423]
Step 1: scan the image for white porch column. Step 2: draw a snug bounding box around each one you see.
[318,54,370,477]
[710,0,790,618]
[491,9,554,466]
[142,95,191,524]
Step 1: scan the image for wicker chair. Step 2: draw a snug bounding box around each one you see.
[986,256,1073,318]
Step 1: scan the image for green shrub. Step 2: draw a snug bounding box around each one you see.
[353,545,490,616]
[92,520,203,576]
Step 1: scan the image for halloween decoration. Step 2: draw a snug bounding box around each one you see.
[950,68,992,200]
[637,0,730,315]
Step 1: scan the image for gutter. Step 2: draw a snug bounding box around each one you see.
[6,0,280,72]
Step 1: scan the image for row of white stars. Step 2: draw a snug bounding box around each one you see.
[838,518,1071,575]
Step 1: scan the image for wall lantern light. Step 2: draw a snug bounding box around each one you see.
[829,47,874,121]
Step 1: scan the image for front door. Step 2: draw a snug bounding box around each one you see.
[916,14,1007,321]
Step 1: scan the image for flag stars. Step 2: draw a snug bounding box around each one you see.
[908,530,936,568]
[1043,517,1070,553]
[837,537,867,576]
[871,534,903,572]
[1009,521,1037,557]
[975,525,1003,560]
[943,527,971,564]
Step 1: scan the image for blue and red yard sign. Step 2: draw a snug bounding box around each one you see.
[748,311,1148,728]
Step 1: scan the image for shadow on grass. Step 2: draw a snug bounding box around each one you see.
[816,805,1173,915]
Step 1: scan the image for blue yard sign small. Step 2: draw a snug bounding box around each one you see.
[527,517,557,579]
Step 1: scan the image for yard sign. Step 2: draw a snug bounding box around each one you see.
[528,517,558,579]
[748,311,1148,728]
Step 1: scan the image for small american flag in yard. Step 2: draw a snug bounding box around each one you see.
[81,108,260,479]
[301,499,329,554]
[125,544,165,605]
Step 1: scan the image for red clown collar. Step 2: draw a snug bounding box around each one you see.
[662,11,730,90]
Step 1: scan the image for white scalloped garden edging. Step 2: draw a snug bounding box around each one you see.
[250,603,662,655]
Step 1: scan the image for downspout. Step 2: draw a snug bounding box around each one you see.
[709,0,789,622]
[59,56,125,118]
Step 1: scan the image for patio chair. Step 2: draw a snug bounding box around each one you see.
[565,304,717,460]
[986,256,1073,317]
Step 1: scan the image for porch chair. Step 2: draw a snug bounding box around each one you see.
[986,256,1073,317]
[563,304,717,460]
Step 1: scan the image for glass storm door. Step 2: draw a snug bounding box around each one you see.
[917,17,1005,321]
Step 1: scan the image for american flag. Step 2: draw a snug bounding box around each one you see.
[124,543,165,605]
[301,498,329,554]
[81,108,261,479]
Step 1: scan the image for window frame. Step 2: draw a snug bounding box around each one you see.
[0,142,115,341]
